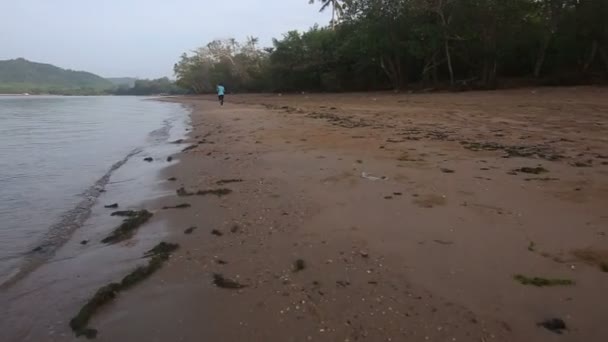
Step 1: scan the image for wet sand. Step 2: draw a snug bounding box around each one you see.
[5,88,608,341]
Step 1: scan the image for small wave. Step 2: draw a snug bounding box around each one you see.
[147,117,175,144]
[0,148,142,289]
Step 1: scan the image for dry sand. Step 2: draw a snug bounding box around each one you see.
[6,88,608,341]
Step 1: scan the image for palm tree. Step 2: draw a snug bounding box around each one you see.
[309,0,344,28]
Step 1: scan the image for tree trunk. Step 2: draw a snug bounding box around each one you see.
[481,55,497,89]
[432,53,439,85]
[583,40,598,72]
[599,44,608,73]
[534,35,552,78]
[380,56,402,90]
[444,39,455,85]
[438,9,454,86]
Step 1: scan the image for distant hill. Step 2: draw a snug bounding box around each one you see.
[0,58,113,95]
[106,77,137,88]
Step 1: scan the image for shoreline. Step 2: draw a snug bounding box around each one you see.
[2,88,607,341]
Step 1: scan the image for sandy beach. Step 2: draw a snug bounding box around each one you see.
[4,88,607,341]
[96,87,608,342]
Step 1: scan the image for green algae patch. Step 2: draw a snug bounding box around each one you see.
[69,242,179,339]
[102,210,153,244]
[514,274,574,287]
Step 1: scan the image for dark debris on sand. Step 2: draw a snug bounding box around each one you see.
[162,203,191,209]
[104,203,118,209]
[512,166,549,174]
[538,318,567,334]
[69,242,179,338]
[216,179,243,185]
[184,226,197,234]
[460,141,563,161]
[177,187,232,197]
[110,210,137,217]
[102,210,153,244]
[212,273,246,289]
[294,259,306,272]
[181,144,198,152]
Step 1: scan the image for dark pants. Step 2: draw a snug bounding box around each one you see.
[218,95,224,105]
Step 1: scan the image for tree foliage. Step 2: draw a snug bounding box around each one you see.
[113,77,185,95]
[174,0,608,93]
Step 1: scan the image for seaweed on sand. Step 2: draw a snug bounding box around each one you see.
[538,318,567,334]
[110,210,137,217]
[293,259,306,272]
[216,179,243,185]
[212,273,246,289]
[512,167,548,174]
[196,188,232,197]
[162,203,191,209]
[572,248,608,273]
[181,144,198,152]
[177,187,232,197]
[101,210,153,244]
[184,226,197,234]
[69,242,179,338]
[514,274,574,287]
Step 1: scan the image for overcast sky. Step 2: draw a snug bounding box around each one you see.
[0,0,331,79]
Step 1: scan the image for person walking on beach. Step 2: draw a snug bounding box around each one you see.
[217,83,225,106]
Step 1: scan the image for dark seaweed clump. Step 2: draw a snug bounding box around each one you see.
[181,144,198,152]
[162,203,191,209]
[294,259,306,272]
[212,273,246,289]
[177,187,232,197]
[216,179,243,185]
[513,167,548,174]
[184,226,197,234]
[538,318,567,334]
[69,242,179,338]
[102,210,153,244]
[110,210,137,217]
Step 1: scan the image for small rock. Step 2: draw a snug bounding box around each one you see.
[104,203,119,209]
[143,157,153,162]
[184,227,197,234]
[538,318,567,334]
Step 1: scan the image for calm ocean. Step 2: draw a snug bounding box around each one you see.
[0,96,189,285]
